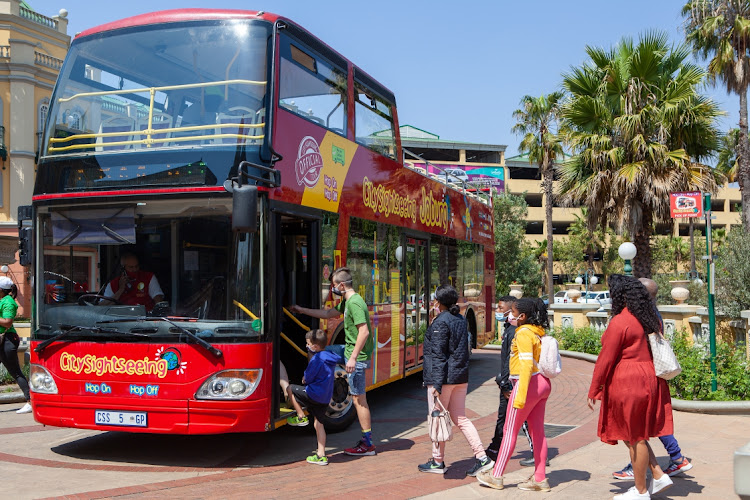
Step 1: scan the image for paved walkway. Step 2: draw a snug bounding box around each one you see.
[0,350,745,499]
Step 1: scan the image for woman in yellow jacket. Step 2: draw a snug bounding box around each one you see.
[477,297,551,492]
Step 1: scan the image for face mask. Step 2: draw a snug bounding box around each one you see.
[495,312,506,322]
[508,313,518,326]
[331,285,344,297]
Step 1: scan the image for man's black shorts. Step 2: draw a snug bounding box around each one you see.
[289,384,328,423]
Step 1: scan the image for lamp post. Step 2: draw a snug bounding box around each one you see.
[618,242,637,276]
[575,269,599,300]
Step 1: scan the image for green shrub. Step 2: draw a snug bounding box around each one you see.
[549,326,602,355]
[668,328,750,401]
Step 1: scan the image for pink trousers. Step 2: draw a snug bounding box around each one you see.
[427,384,485,462]
[491,374,551,482]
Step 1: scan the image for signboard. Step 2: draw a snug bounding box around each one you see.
[670,192,703,218]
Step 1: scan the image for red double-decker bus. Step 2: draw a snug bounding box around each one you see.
[21,9,495,434]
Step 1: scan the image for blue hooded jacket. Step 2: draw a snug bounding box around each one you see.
[304,350,340,404]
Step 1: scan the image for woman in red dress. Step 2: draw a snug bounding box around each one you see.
[587,275,673,499]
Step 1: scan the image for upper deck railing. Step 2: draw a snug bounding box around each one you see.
[403,148,493,207]
[47,80,267,154]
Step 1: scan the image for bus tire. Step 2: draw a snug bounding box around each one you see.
[320,366,357,433]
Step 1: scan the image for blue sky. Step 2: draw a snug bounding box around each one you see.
[36,0,740,156]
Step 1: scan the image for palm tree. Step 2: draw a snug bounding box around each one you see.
[512,92,564,298]
[684,0,750,231]
[716,128,740,181]
[559,32,721,278]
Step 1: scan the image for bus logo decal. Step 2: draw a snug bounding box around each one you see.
[60,353,169,378]
[295,136,324,188]
[155,346,188,375]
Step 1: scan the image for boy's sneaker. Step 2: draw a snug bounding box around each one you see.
[520,457,550,467]
[344,439,376,456]
[663,457,692,476]
[306,453,328,466]
[613,463,634,480]
[286,415,309,426]
[418,458,446,474]
[466,456,494,477]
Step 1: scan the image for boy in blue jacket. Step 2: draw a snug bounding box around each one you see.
[286,329,339,465]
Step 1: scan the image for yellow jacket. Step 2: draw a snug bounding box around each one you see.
[508,324,545,409]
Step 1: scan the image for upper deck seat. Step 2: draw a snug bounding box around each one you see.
[137,112,172,148]
[96,116,136,152]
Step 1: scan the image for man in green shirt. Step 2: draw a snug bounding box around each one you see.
[290,267,375,456]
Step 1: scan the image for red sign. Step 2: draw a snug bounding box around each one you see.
[670,192,703,218]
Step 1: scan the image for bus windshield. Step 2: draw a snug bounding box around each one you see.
[34,198,266,344]
[41,19,271,189]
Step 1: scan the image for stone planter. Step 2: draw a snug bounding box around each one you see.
[669,280,691,305]
[508,284,523,299]
[566,287,582,303]
[463,283,481,298]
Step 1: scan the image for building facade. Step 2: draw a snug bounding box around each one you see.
[0,1,69,315]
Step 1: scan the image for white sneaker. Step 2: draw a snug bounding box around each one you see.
[16,402,32,414]
[649,474,673,495]
[614,486,650,499]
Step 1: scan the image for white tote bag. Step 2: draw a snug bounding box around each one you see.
[648,333,682,380]
[427,396,454,442]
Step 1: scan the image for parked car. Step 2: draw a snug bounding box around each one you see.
[441,168,469,184]
[581,291,611,305]
[553,291,571,304]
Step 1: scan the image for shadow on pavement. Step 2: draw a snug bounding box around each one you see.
[45,351,499,469]
[545,468,591,488]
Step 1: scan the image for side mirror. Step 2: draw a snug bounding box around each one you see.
[18,205,32,266]
[231,184,258,233]
[19,227,32,266]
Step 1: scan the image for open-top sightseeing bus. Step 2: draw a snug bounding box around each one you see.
[22,9,495,434]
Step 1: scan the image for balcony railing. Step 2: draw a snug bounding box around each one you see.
[19,6,57,29]
[34,52,63,70]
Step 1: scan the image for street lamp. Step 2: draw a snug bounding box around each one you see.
[576,269,599,300]
[618,242,637,276]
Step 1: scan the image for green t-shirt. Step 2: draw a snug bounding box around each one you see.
[335,293,373,361]
[0,294,17,334]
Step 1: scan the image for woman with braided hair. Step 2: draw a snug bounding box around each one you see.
[587,275,673,499]
[476,297,552,492]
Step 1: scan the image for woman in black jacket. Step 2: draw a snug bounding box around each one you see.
[418,285,493,476]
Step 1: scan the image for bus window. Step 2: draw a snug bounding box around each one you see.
[278,34,347,135]
[354,82,396,160]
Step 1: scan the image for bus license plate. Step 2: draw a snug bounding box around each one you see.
[95,410,147,427]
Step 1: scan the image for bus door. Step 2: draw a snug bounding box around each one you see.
[272,212,320,421]
[404,237,428,371]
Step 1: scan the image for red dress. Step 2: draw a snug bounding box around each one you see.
[588,307,673,445]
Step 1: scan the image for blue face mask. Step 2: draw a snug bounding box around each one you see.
[495,312,506,322]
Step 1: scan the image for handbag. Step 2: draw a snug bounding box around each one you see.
[427,395,453,442]
[647,333,682,380]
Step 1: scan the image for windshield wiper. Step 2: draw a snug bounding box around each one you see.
[35,325,133,353]
[98,316,223,358]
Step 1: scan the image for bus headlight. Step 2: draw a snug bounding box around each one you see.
[196,369,262,400]
[29,364,58,394]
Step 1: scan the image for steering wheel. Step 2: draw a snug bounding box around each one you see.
[78,294,121,306]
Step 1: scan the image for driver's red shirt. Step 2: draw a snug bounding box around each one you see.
[109,271,156,310]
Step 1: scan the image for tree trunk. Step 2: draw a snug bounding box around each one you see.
[633,210,653,278]
[738,89,750,231]
[544,170,554,298]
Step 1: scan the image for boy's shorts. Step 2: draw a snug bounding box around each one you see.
[289,384,328,423]
[325,344,370,396]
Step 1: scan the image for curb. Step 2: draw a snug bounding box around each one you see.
[0,390,25,404]
[559,350,750,415]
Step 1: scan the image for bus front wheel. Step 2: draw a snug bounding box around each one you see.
[320,366,357,433]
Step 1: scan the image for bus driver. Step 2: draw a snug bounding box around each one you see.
[103,252,164,310]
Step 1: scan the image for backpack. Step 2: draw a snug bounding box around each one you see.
[534,335,562,379]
